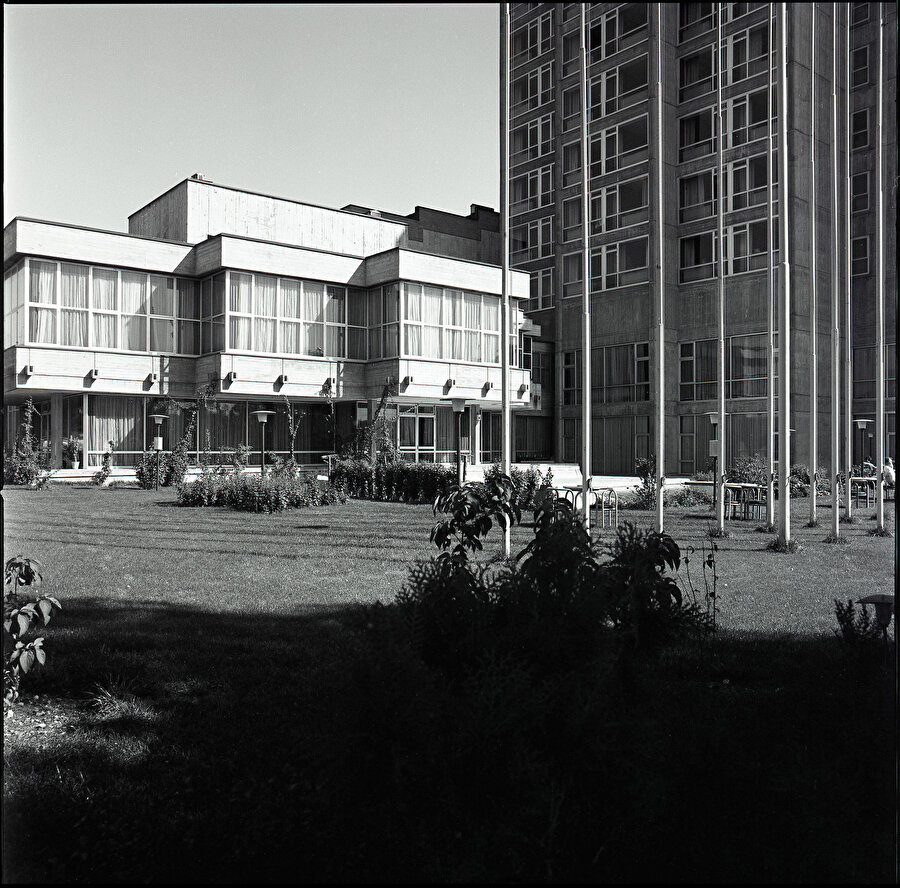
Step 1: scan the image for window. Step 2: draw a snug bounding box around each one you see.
[853,346,875,399]
[520,334,533,371]
[562,140,582,186]
[590,236,649,290]
[591,54,649,117]
[563,350,582,406]
[851,237,869,276]
[92,268,118,349]
[679,415,696,474]
[201,274,226,353]
[680,46,716,102]
[590,3,648,61]
[591,114,649,177]
[512,11,552,62]
[852,172,869,212]
[851,2,869,25]
[562,197,583,241]
[512,63,553,113]
[511,114,553,165]
[563,85,581,131]
[726,87,775,148]
[563,252,583,298]
[526,267,554,311]
[724,219,777,275]
[120,272,147,351]
[679,108,716,161]
[60,264,89,347]
[852,46,869,88]
[598,342,650,403]
[680,339,718,400]
[729,333,767,397]
[511,165,554,213]
[679,3,715,42]
[679,170,717,222]
[724,21,771,86]
[679,232,717,282]
[681,333,776,400]
[511,217,554,261]
[725,152,777,212]
[851,108,869,149]
[562,30,580,78]
[590,175,649,233]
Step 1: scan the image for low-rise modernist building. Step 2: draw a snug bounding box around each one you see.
[3,176,536,470]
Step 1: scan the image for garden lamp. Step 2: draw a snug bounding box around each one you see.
[250,410,276,476]
[148,414,168,491]
[444,398,467,486]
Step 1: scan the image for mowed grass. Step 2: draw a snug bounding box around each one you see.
[2,485,896,882]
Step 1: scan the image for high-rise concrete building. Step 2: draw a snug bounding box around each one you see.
[507,1,895,475]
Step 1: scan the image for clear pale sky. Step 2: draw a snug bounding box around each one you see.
[3,3,500,231]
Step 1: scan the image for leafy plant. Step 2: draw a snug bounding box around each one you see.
[3,399,53,487]
[178,472,346,512]
[4,556,61,704]
[62,435,81,465]
[833,599,881,646]
[92,440,115,486]
[631,454,658,510]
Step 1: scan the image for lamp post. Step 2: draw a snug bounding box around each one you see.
[250,410,276,476]
[445,398,467,486]
[148,414,167,492]
[854,418,873,471]
[705,412,720,513]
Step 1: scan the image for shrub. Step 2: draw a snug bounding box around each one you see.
[630,455,658,510]
[178,472,346,512]
[4,556,61,704]
[482,463,553,511]
[833,598,882,647]
[135,447,165,489]
[727,455,768,486]
[3,399,53,488]
[92,441,115,486]
[330,458,455,504]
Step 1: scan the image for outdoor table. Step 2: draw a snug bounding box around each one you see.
[723,482,764,520]
[850,476,877,508]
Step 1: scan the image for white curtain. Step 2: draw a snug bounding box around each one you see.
[29,308,56,343]
[326,325,344,358]
[90,396,144,461]
[304,321,323,356]
[92,268,117,310]
[256,276,276,317]
[30,261,57,304]
[405,324,422,356]
[303,282,324,323]
[405,284,422,322]
[122,316,146,351]
[93,313,117,348]
[484,333,500,364]
[463,292,481,330]
[150,318,174,352]
[255,318,276,353]
[280,279,301,319]
[281,320,302,354]
[229,273,252,313]
[149,276,174,316]
[61,264,88,308]
[445,289,462,326]
[230,316,251,350]
[121,272,147,314]
[445,329,463,360]
[423,327,442,359]
[483,295,500,331]
[61,309,88,346]
[464,331,481,362]
[422,286,442,325]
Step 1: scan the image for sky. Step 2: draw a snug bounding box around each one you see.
[3,3,500,231]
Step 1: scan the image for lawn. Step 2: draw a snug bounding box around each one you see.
[2,485,896,882]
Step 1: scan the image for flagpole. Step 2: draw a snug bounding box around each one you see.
[843,2,854,521]
[874,2,885,531]
[808,5,818,528]
[830,6,841,541]
[777,1,792,546]
[500,1,511,558]
[579,1,591,532]
[715,2,726,534]
[766,1,776,528]
[654,3,665,533]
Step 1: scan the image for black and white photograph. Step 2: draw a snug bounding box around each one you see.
[3,2,896,882]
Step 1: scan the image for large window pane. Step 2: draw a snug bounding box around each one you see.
[149,275,175,316]
[122,315,146,351]
[229,272,252,313]
[150,317,175,352]
[29,261,57,304]
[92,268,118,311]
[93,313,117,348]
[30,307,57,343]
[177,320,200,355]
[122,272,147,314]
[325,286,345,323]
[60,309,88,346]
[280,279,301,318]
[303,282,325,323]
[177,279,200,319]
[61,264,88,308]
[230,316,251,350]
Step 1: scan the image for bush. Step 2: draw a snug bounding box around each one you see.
[4,556,61,704]
[178,472,346,512]
[92,441,115,486]
[330,458,455,504]
[727,455,768,486]
[482,462,553,511]
[3,399,53,488]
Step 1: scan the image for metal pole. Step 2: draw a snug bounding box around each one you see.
[456,410,462,486]
[767,1,776,528]
[500,1,511,558]
[874,3,885,531]
[654,4,666,533]
[716,2,726,534]
[844,2,854,520]
[261,423,266,477]
[579,1,591,532]
[808,4,818,527]
[831,6,841,540]
[155,448,160,492]
[777,1,792,545]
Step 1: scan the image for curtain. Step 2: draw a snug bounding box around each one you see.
[348,288,367,327]
[230,317,251,350]
[445,329,463,361]
[368,288,382,326]
[60,310,88,346]
[177,280,199,319]
[29,307,56,344]
[604,417,633,474]
[445,289,462,326]
[150,318,175,352]
[348,327,366,360]
[383,284,399,323]
[229,273,252,313]
[483,333,499,364]
[730,334,766,396]
[93,313,117,348]
[177,320,199,355]
[404,325,422,356]
[60,264,88,308]
[30,261,57,304]
[256,276,277,317]
[304,322,324,356]
[149,276,174,316]
[483,295,499,331]
[326,326,345,358]
[90,396,144,464]
[255,319,276,353]
[92,268,117,310]
[605,345,634,402]
[303,282,324,323]
[122,316,146,351]
[280,279,301,319]
[463,331,481,362]
[325,286,345,323]
[423,326,442,359]
[463,292,481,330]
[729,413,766,462]
[122,272,147,314]
[422,286,442,325]
[199,402,245,452]
[405,284,422,322]
[281,320,302,354]
[382,324,399,358]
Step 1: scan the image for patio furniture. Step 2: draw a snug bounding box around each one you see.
[850,476,876,508]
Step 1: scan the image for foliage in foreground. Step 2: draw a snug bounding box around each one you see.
[4,556,61,704]
[177,471,346,512]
